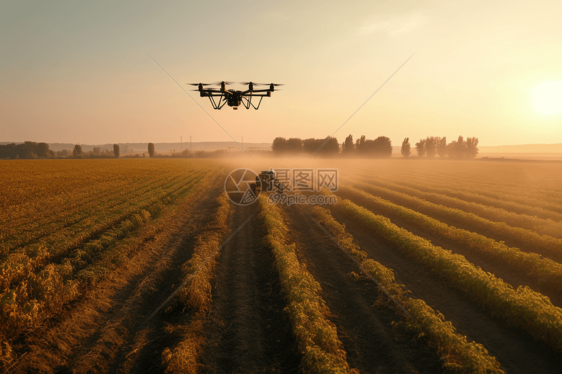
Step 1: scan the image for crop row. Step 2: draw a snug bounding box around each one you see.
[342,186,562,290]
[338,197,562,352]
[395,171,562,212]
[375,174,562,221]
[163,192,232,374]
[308,205,503,373]
[354,176,562,238]
[0,173,211,342]
[350,164,562,210]
[0,174,187,253]
[260,195,351,373]
[0,172,208,291]
[349,180,562,261]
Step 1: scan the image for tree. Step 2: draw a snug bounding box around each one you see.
[447,136,467,159]
[401,138,411,157]
[113,144,120,158]
[341,134,354,154]
[436,137,447,157]
[316,136,339,156]
[426,137,437,158]
[415,139,426,157]
[372,136,392,157]
[272,137,287,153]
[37,142,50,158]
[355,135,366,153]
[286,138,303,153]
[148,143,155,158]
[93,147,100,154]
[466,137,479,158]
[73,144,82,158]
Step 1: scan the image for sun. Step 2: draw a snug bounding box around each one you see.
[532,81,562,115]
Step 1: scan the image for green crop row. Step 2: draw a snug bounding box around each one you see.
[260,195,351,374]
[350,181,562,261]
[338,197,562,352]
[357,175,562,234]
[309,205,504,373]
[343,186,562,289]
[351,164,562,206]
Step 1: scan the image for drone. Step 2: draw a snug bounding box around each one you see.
[187,81,282,110]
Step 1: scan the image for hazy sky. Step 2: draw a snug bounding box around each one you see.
[1,0,561,146]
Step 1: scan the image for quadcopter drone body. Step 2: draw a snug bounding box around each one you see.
[188,81,282,110]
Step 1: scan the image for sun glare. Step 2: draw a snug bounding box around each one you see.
[532,81,562,115]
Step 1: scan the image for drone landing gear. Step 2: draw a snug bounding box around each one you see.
[241,95,264,110]
[207,95,227,110]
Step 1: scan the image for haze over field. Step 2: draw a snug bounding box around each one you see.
[1,0,561,147]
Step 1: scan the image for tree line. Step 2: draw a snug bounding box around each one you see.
[0,142,122,159]
[272,135,478,159]
[401,136,479,159]
[272,135,392,157]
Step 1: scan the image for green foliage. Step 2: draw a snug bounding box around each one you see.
[260,197,350,373]
[346,186,562,288]
[309,205,503,373]
[341,198,562,352]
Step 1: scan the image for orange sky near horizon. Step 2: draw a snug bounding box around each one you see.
[1,0,561,146]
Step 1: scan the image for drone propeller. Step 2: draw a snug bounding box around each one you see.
[187,83,215,86]
[211,81,235,85]
[240,82,283,86]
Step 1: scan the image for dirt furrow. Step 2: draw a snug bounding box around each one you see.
[13,177,222,374]
[329,206,562,374]
[284,204,442,374]
[199,204,300,374]
[339,189,562,308]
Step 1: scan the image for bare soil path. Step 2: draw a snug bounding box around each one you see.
[328,205,562,374]
[198,203,300,374]
[284,204,442,374]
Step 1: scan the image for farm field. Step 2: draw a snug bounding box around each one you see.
[1,158,562,373]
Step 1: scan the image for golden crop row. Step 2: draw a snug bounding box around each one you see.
[309,205,503,373]
[343,186,562,289]
[0,172,208,292]
[386,169,562,210]
[164,192,232,374]
[350,162,562,208]
[339,198,562,352]
[350,181,562,261]
[0,170,212,343]
[354,176,562,238]
[1,174,200,257]
[259,195,351,373]
[375,174,562,221]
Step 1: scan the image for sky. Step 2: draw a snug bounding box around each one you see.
[1,0,561,146]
